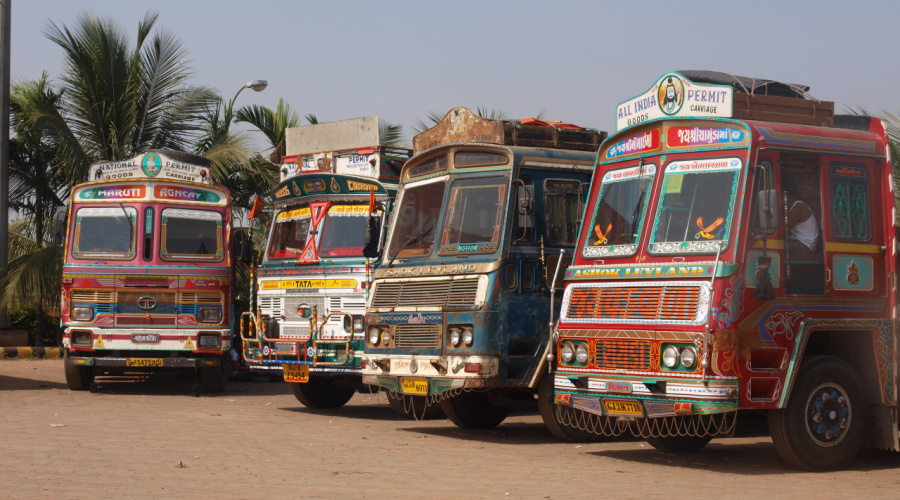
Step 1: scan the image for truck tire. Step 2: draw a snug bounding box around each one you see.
[538,374,602,442]
[200,362,227,393]
[64,351,94,391]
[387,392,445,420]
[768,355,865,471]
[645,434,713,452]
[290,378,355,409]
[440,390,510,429]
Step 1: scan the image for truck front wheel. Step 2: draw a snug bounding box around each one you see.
[290,378,356,409]
[768,355,865,471]
[538,374,602,442]
[440,390,510,429]
[64,351,94,390]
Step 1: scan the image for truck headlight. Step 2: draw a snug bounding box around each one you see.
[353,316,365,333]
[198,333,220,349]
[72,330,92,346]
[575,343,589,364]
[368,326,381,346]
[448,326,461,347]
[561,342,575,363]
[662,345,680,368]
[199,307,222,323]
[72,306,93,321]
[462,326,474,346]
[680,346,698,369]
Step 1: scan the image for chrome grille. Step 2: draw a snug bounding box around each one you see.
[372,278,480,309]
[394,324,441,348]
[70,290,114,303]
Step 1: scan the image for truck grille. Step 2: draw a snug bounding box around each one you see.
[596,340,650,370]
[562,283,707,324]
[394,324,441,348]
[371,278,480,309]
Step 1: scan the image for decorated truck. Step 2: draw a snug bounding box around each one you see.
[553,70,896,470]
[240,117,420,412]
[361,107,606,435]
[61,150,235,396]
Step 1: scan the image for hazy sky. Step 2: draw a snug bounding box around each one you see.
[11,0,900,153]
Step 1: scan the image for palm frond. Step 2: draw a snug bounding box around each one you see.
[0,245,64,313]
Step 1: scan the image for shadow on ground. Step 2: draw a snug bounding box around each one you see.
[0,374,68,391]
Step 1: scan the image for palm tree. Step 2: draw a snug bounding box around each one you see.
[19,10,217,184]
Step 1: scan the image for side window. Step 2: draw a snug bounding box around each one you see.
[751,160,779,232]
[512,177,534,243]
[545,179,582,246]
[829,164,870,241]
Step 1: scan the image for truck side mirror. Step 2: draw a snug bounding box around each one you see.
[363,213,382,259]
[757,189,782,231]
[51,207,68,246]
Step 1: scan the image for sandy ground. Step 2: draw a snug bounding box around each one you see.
[3,359,900,499]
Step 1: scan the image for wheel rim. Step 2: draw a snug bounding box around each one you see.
[804,382,851,447]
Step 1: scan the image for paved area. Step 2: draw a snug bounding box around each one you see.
[3,359,900,499]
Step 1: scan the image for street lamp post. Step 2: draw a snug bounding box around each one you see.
[233,80,268,105]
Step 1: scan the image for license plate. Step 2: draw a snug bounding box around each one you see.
[603,399,643,416]
[283,363,310,383]
[400,378,428,395]
[126,358,163,367]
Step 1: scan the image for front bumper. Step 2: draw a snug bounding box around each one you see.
[360,354,499,396]
[67,355,221,369]
[554,372,739,417]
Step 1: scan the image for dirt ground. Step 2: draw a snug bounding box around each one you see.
[3,360,900,499]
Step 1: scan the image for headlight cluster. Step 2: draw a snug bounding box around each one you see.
[447,325,474,347]
[199,307,222,323]
[71,306,93,321]
[560,341,589,366]
[343,315,365,334]
[367,326,391,347]
[662,344,698,370]
[71,330,93,346]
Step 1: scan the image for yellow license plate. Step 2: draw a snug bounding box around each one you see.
[603,399,643,416]
[400,378,428,395]
[126,358,163,367]
[283,363,310,383]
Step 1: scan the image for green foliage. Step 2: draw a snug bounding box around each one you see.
[8,303,61,347]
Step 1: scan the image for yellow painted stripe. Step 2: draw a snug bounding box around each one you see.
[16,347,32,359]
[752,239,785,250]
[824,242,885,254]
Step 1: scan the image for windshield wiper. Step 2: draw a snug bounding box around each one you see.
[387,224,434,269]
[118,202,134,250]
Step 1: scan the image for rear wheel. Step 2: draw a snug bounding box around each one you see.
[440,390,510,429]
[645,434,713,452]
[768,355,865,471]
[290,377,356,409]
[387,392,445,420]
[64,351,94,391]
[538,374,602,442]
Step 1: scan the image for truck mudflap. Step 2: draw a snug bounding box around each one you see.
[68,356,221,369]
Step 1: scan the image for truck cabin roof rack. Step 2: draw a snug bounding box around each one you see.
[413,107,606,155]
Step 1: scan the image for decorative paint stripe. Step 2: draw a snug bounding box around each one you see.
[757,127,878,155]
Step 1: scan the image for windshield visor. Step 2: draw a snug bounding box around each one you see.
[583,164,655,258]
[268,206,311,260]
[319,204,376,258]
[387,180,446,259]
[72,206,137,260]
[439,176,507,255]
[649,158,741,253]
[160,208,223,261]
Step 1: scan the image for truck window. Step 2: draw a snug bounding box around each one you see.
[387,180,446,259]
[72,206,137,260]
[268,206,311,259]
[545,180,582,246]
[583,164,654,257]
[829,164,871,241]
[439,176,508,254]
[319,204,373,257]
[160,208,223,262]
[649,158,740,253]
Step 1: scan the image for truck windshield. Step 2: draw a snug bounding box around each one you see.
[387,180,446,259]
[160,208,224,261]
[268,205,311,259]
[439,176,508,254]
[583,164,655,258]
[319,204,376,258]
[72,206,137,260]
[649,158,741,253]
